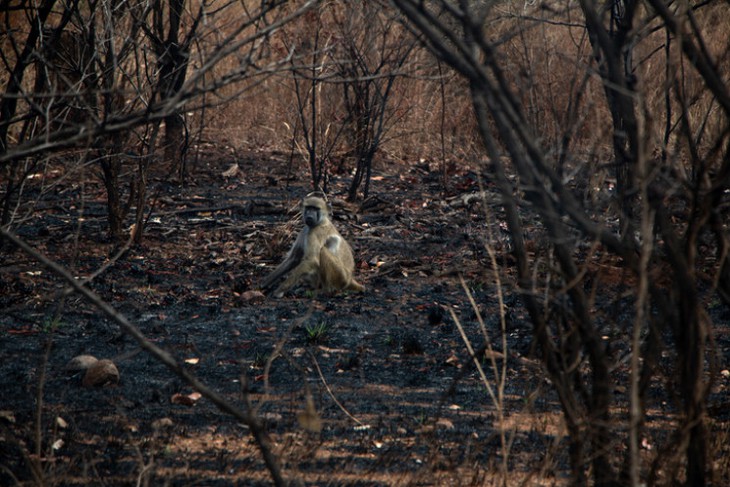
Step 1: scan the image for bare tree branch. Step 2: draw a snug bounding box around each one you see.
[0,226,290,487]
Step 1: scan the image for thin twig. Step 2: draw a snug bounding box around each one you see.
[0,227,289,487]
[309,350,368,428]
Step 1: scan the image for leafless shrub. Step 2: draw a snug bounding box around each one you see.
[1,0,315,241]
[0,227,292,485]
[393,0,729,485]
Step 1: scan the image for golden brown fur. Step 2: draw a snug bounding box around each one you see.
[261,195,364,297]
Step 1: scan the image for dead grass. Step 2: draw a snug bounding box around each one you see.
[2,2,729,485]
[201,0,729,187]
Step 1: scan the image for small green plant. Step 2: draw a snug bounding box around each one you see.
[41,316,64,333]
[251,350,268,368]
[305,321,329,344]
[469,281,486,293]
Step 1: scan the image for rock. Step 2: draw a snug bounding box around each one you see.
[82,359,120,387]
[427,304,445,325]
[152,417,174,430]
[402,332,424,355]
[241,290,266,303]
[65,354,99,372]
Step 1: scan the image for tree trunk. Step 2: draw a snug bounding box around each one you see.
[0,0,58,229]
[580,0,640,237]
[100,155,125,240]
[154,0,190,176]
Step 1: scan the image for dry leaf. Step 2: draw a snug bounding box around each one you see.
[152,417,174,430]
[171,392,201,406]
[171,393,194,406]
[444,353,460,367]
[483,350,505,360]
[222,163,240,178]
[241,290,266,303]
[297,395,322,433]
[0,410,16,423]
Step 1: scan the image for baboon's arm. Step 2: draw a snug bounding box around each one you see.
[260,239,304,291]
[272,259,318,297]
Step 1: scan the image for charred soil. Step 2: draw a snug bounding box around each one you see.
[1,150,729,486]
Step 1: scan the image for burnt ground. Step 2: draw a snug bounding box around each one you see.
[1,148,729,486]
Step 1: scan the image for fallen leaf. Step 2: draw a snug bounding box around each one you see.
[641,437,653,450]
[483,350,505,360]
[0,411,16,423]
[171,393,194,406]
[7,327,38,336]
[297,395,322,433]
[152,418,174,430]
[241,290,266,303]
[222,163,240,177]
[444,353,460,367]
[171,392,201,406]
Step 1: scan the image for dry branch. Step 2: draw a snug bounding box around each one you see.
[0,227,290,487]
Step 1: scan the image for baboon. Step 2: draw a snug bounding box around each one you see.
[261,194,364,297]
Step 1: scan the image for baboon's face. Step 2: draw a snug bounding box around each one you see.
[302,198,326,228]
